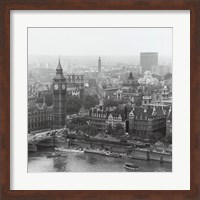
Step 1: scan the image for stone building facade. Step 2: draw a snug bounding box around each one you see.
[89,109,108,132]
[106,113,125,129]
[65,73,84,98]
[28,100,53,133]
[129,106,166,136]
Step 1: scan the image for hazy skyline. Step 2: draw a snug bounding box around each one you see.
[28,28,172,58]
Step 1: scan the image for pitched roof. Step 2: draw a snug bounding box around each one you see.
[131,106,166,120]
[128,72,134,80]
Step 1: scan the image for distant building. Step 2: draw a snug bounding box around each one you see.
[129,106,166,136]
[84,78,98,96]
[116,72,141,103]
[117,88,142,105]
[116,89,123,100]
[99,87,119,99]
[89,108,126,132]
[140,52,158,73]
[122,72,139,88]
[65,73,84,98]
[98,57,101,73]
[89,109,108,132]
[150,85,171,104]
[162,85,170,100]
[121,72,139,95]
[28,71,35,83]
[143,103,172,123]
[142,95,152,105]
[151,65,170,76]
[106,114,125,129]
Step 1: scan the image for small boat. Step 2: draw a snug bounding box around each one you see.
[55,147,84,153]
[138,148,150,152]
[107,152,122,158]
[84,149,122,158]
[152,149,171,155]
[84,149,106,155]
[46,152,61,158]
[124,163,140,171]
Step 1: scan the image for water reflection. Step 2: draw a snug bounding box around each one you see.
[28,151,172,173]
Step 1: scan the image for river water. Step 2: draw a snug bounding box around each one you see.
[28,151,172,172]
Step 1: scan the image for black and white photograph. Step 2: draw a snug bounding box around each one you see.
[28,28,172,172]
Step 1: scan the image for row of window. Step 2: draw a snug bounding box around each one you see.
[29,111,52,116]
[28,122,52,130]
[29,117,53,123]
[131,120,166,126]
[131,123,166,131]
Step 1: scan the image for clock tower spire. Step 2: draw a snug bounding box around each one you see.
[53,58,67,129]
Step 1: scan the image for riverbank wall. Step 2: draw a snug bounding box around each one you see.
[33,137,172,163]
[129,149,172,163]
[70,139,172,163]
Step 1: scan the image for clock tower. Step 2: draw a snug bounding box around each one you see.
[53,59,67,129]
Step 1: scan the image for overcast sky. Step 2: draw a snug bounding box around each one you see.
[28,28,172,57]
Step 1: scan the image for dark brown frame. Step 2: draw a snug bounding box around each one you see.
[0,0,200,199]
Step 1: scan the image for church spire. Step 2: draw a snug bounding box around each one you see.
[56,57,64,75]
[57,57,62,69]
[128,71,133,80]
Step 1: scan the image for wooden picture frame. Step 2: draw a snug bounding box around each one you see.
[0,0,199,199]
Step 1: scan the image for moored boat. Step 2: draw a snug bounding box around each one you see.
[84,149,106,155]
[106,152,122,158]
[55,147,84,153]
[84,149,122,158]
[46,152,61,158]
[123,163,140,171]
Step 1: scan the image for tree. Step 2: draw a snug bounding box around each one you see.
[147,132,164,143]
[104,98,119,108]
[117,99,126,105]
[62,129,68,138]
[139,132,146,140]
[45,93,53,107]
[116,129,125,137]
[88,125,98,137]
[65,122,75,131]
[82,95,99,109]
[71,116,88,126]
[114,124,125,137]
[164,73,172,80]
[106,124,114,135]
[78,124,98,137]
[165,133,172,144]
[66,96,82,114]
[115,107,124,115]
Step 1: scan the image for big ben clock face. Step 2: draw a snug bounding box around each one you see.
[62,84,66,90]
[54,84,58,90]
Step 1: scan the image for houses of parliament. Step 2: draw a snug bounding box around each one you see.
[28,60,68,133]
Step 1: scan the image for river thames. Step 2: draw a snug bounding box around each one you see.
[28,151,172,172]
